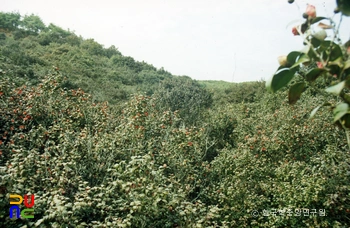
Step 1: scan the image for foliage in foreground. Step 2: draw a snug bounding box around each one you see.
[0,71,349,227]
[266,1,350,138]
[0,72,221,227]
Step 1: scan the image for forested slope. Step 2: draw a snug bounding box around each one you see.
[0,12,214,105]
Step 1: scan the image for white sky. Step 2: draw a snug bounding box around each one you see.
[2,0,350,82]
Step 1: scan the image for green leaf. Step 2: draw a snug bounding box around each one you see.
[310,37,321,48]
[328,65,342,77]
[310,17,328,24]
[307,46,319,60]
[310,106,321,119]
[325,81,345,95]
[277,65,286,71]
[290,54,310,69]
[266,68,297,93]
[309,102,332,119]
[35,219,44,227]
[319,41,343,61]
[288,82,306,104]
[329,43,343,61]
[319,40,331,51]
[287,52,302,66]
[328,57,344,68]
[333,102,349,122]
[305,68,324,82]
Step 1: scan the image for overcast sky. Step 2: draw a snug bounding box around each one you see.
[2,0,350,82]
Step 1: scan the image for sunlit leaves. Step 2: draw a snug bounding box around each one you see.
[309,102,332,119]
[333,102,349,122]
[325,81,345,95]
[309,106,321,119]
[328,57,344,68]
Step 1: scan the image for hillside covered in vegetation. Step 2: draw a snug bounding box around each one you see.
[0,11,349,227]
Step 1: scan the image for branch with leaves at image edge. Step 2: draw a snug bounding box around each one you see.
[295,15,343,71]
[295,24,324,66]
[324,15,343,66]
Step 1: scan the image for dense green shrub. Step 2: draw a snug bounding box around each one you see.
[0,12,21,31]
[0,73,222,227]
[0,33,6,40]
[154,76,213,125]
[205,91,349,227]
[0,12,186,105]
[2,71,348,227]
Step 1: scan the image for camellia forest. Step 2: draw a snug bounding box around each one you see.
[0,1,350,227]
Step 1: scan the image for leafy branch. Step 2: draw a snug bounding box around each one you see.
[266,1,350,148]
